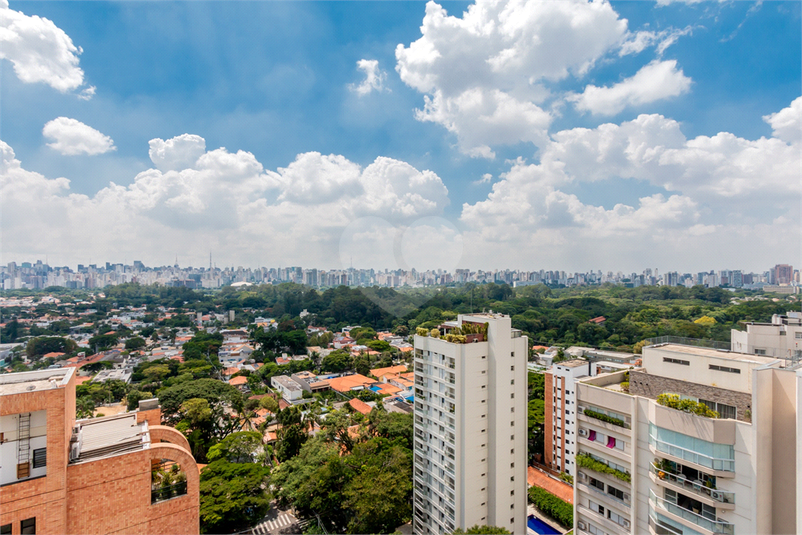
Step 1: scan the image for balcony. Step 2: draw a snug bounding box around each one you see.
[580,406,631,430]
[150,461,187,503]
[650,461,734,507]
[650,491,734,535]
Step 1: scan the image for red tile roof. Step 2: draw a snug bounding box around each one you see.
[527,466,573,504]
[348,398,372,415]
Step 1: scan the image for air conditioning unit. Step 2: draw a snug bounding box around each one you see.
[623,519,631,529]
[578,472,588,482]
[624,493,631,502]
[577,521,587,531]
[578,428,588,437]
[711,490,722,500]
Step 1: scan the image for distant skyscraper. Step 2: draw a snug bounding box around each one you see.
[774,264,793,285]
[413,314,528,534]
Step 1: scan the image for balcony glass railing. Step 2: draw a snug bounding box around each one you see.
[650,491,733,535]
[650,463,734,504]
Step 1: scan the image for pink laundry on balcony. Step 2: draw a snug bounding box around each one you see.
[588,430,596,441]
[607,436,616,448]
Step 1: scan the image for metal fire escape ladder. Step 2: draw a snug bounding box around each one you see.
[17,413,31,478]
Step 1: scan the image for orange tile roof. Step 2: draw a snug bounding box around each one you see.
[223,367,239,376]
[370,364,408,378]
[348,398,372,415]
[378,384,402,395]
[229,376,248,386]
[527,466,573,504]
[326,374,375,393]
[397,346,414,352]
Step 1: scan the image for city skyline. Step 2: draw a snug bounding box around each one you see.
[1,1,800,271]
[1,258,796,292]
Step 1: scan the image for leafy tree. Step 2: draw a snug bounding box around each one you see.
[1,320,20,343]
[124,337,147,350]
[321,349,352,373]
[126,389,154,411]
[259,396,279,413]
[366,339,391,352]
[207,431,262,463]
[143,364,171,383]
[353,354,370,376]
[25,336,77,359]
[88,333,119,351]
[199,460,270,534]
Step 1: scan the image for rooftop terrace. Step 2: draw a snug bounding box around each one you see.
[0,368,75,395]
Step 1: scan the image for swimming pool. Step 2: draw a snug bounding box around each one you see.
[527,515,560,535]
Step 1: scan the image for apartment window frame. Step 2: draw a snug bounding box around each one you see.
[709,364,740,374]
[663,357,690,366]
[21,518,35,535]
[0,524,11,535]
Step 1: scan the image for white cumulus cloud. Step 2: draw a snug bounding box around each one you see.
[42,117,115,156]
[148,134,207,172]
[456,97,801,270]
[0,135,450,267]
[763,96,802,144]
[0,0,89,94]
[569,60,692,116]
[396,0,630,157]
[349,59,388,96]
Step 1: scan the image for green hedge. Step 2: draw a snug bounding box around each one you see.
[583,408,626,427]
[576,453,631,483]
[656,394,719,418]
[527,487,573,528]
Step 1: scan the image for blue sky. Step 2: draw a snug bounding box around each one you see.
[1,0,800,272]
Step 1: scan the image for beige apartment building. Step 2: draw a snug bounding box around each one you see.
[574,343,801,535]
[730,311,802,359]
[412,314,528,535]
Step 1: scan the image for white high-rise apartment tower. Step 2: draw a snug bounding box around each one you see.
[413,313,528,534]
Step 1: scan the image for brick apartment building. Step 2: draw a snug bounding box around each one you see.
[0,368,199,535]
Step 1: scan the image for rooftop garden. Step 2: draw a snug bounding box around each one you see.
[415,321,488,344]
[656,394,719,418]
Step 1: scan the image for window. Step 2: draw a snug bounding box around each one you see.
[608,510,628,527]
[590,477,604,491]
[511,490,515,496]
[607,485,625,501]
[21,518,35,535]
[510,463,515,468]
[589,500,605,516]
[587,523,606,535]
[511,407,515,413]
[511,449,514,454]
[511,366,515,371]
[710,364,740,374]
[0,524,11,535]
[510,504,515,509]
[511,435,515,440]
[754,348,766,355]
[510,379,515,385]
[663,357,690,366]
[511,421,515,427]
[510,476,515,481]
[33,448,46,469]
[796,332,802,339]
[510,518,515,524]
[511,393,514,398]
[700,399,737,420]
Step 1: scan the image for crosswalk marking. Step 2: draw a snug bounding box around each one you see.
[253,512,297,534]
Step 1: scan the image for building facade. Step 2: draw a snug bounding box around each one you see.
[730,311,802,359]
[412,314,528,535]
[573,343,801,535]
[545,360,596,475]
[0,368,199,535]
